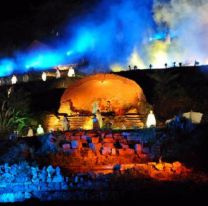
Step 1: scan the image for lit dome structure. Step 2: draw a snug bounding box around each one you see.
[58,73,148,115]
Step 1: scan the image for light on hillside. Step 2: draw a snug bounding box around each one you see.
[11,75,17,84]
[67,67,75,77]
[23,74,29,82]
[7,87,12,97]
[56,68,61,79]
[42,72,47,81]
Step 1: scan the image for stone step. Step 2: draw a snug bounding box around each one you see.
[46,114,146,131]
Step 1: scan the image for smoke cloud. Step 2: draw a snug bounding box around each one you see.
[153,0,208,65]
[0,0,208,76]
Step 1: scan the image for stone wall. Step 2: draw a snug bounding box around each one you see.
[47,130,155,171]
[0,162,68,203]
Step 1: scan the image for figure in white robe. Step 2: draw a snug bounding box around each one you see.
[146,110,156,128]
[37,124,44,135]
[96,110,103,129]
[27,127,34,137]
[62,116,69,131]
[92,101,100,114]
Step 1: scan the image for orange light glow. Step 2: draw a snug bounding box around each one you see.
[82,117,93,130]
[59,73,147,115]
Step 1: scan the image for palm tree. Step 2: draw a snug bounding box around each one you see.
[147,71,179,99]
[147,71,189,118]
[0,87,32,139]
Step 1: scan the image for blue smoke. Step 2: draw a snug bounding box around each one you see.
[63,0,155,71]
[0,0,157,77]
[0,59,16,77]
[20,51,64,71]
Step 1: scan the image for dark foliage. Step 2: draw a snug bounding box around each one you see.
[0,87,32,138]
[116,67,208,121]
[160,122,208,171]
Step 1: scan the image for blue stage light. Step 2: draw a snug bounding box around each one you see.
[0,59,15,77]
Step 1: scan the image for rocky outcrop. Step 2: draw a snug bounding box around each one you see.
[59,73,148,115]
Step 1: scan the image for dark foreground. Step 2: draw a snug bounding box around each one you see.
[4,180,208,206]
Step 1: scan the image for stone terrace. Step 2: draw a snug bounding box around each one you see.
[48,130,155,172]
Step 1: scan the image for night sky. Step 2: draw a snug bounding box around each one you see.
[0,0,99,56]
[1,0,206,75]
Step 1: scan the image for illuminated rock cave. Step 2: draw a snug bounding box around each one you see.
[46,73,149,130]
[59,73,148,115]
